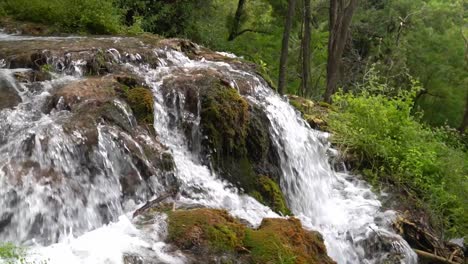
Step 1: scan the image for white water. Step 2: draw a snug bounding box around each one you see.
[0,36,417,264]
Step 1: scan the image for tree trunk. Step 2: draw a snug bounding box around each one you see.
[228,0,247,41]
[278,0,296,95]
[301,0,312,96]
[324,0,359,103]
[460,32,468,133]
[459,92,468,133]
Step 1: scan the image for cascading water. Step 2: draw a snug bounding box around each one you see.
[0,33,417,264]
[128,50,417,264]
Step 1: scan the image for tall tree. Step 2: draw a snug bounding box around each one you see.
[228,0,247,41]
[460,93,468,133]
[323,0,358,102]
[278,0,297,95]
[301,0,312,96]
[459,32,468,133]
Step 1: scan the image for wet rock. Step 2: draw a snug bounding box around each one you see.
[12,70,50,83]
[0,79,21,110]
[0,213,13,233]
[123,254,144,264]
[51,77,117,111]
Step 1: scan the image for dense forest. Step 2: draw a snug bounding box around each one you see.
[0,0,466,262]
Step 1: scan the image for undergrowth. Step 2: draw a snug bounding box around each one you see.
[328,74,468,238]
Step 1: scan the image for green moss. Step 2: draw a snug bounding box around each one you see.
[165,209,335,264]
[167,209,244,253]
[254,176,291,216]
[198,82,290,215]
[40,64,53,73]
[125,87,154,125]
[244,218,332,264]
[200,82,257,190]
[244,228,296,264]
[200,83,249,158]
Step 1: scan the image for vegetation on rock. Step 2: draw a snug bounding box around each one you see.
[198,81,290,215]
[200,82,250,161]
[166,208,336,264]
[288,95,330,130]
[124,87,154,125]
[250,176,291,216]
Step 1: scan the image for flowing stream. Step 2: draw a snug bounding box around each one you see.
[0,34,417,264]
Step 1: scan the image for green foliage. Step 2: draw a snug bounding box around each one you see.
[117,0,213,39]
[351,0,467,127]
[0,0,123,34]
[0,243,47,264]
[328,77,468,237]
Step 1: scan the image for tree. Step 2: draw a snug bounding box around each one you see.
[228,0,247,41]
[460,93,468,133]
[300,0,312,96]
[278,0,297,95]
[460,31,468,133]
[324,0,358,102]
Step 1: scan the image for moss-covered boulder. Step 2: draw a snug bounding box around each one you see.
[165,208,336,264]
[159,71,288,215]
[245,218,334,264]
[125,87,154,125]
[197,80,289,215]
[250,176,291,216]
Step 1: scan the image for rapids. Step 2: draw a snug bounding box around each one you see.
[0,34,417,264]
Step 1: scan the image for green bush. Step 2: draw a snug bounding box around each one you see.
[0,0,123,34]
[328,81,468,237]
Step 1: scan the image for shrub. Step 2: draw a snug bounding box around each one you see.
[328,81,467,237]
[0,0,123,34]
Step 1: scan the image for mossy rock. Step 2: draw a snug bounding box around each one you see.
[200,83,249,158]
[200,82,257,190]
[251,176,291,216]
[167,209,245,253]
[245,218,335,264]
[165,208,336,264]
[124,87,154,125]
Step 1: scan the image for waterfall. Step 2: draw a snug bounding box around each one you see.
[0,34,417,264]
[127,50,417,263]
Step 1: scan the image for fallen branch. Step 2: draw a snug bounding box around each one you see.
[414,249,459,264]
[132,188,178,218]
[229,29,271,41]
